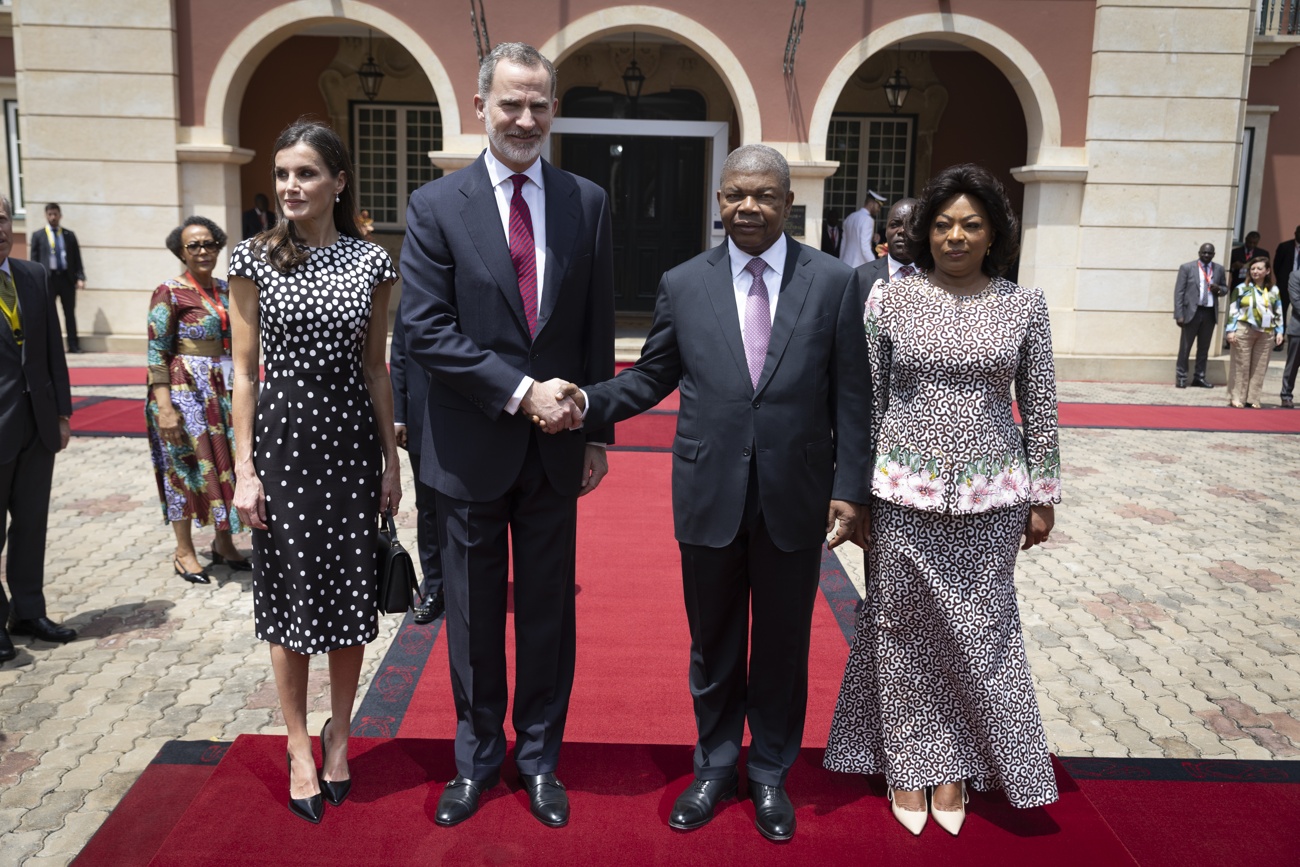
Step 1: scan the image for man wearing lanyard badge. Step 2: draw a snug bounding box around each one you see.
[28,203,86,354]
[0,192,77,662]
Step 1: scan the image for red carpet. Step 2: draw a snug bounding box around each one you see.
[140,735,1135,867]
[393,451,850,749]
[1080,779,1300,867]
[69,395,145,437]
[69,367,144,386]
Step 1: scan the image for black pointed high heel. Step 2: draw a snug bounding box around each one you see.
[209,546,253,571]
[174,557,211,585]
[287,751,324,824]
[319,717,352,806]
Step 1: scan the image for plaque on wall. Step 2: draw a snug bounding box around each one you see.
[787,205,806,238]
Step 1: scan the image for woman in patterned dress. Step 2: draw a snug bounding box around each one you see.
[229,121,400,824]
[1225,255,1284,408]
[146,215,249,585]
[825,164,1062,836]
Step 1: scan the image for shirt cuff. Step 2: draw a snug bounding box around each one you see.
[578,388,590,420]
[505,376,534,415]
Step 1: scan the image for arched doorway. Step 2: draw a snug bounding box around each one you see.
[547,32,740,316]
[236,23,438,267]
[822,41,1028,276]
[812,16,1084,349]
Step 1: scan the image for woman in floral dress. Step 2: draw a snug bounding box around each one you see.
[824,164,1062,836]
[146,216,249,584]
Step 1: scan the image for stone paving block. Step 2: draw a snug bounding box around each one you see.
[34,809,111,861]
[2,830,46,865]
[17,789,85,832]
[57,751,121,793]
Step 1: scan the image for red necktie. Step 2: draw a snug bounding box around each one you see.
[508,174,538,337]
[894,263,916,281]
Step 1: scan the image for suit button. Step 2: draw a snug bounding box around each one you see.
[752,400,760,409]
[742,447,751,457]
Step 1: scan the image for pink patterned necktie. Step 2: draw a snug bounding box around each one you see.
[508,174,538,336]
[894,263,916,281]
[743,257,771,389]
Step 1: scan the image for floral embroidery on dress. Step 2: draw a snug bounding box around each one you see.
[866,273,1062,515]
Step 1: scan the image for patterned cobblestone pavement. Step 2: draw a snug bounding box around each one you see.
[1,353,1297,864]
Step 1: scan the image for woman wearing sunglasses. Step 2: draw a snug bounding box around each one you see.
[145,215,250,584]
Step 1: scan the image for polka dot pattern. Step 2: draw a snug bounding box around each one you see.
[229,235,398,654]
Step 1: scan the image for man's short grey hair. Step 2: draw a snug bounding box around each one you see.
[0,194,12,220]
[720,145,790,193]
[478,42,557,101]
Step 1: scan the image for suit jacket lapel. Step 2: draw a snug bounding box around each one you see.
[538,161,578,335]
[754,237,812,394]
[703,244,751,387]
[457,157,530,336]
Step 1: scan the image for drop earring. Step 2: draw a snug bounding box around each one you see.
[335,194,340,203]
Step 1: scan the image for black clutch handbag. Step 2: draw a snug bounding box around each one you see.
[376,510,420,615]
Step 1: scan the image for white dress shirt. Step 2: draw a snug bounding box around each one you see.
[728,234,786,334]
[838,207,875,268]
[482,149,548,414]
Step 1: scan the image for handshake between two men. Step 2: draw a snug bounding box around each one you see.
[521,379,586,433]
[518,378,870,551]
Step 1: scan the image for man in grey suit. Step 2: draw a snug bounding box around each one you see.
[857,196,918,292]
[1173,242,1227,388]
[1280,270,1300,408]
[400,42,614,829]
[549,145,871,842]
[0,194,77,663]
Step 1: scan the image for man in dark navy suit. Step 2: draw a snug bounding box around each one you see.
[0,194,77,662]
[551,145,871,842]
[28,203,85,353]
[388,314,443,623]
[400,42,614,830]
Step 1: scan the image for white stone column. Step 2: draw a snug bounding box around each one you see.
[14,0,182,351]
[1073,0,1254,380]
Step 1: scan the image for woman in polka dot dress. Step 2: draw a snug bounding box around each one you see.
[229,121,400,824]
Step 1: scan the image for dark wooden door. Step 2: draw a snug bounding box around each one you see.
[562,135,706,312]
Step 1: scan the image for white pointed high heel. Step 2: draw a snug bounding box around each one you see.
[887,785,928,836]
[930,780,968,836]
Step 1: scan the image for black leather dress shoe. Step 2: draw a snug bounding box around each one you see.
[520,772,569,827]
[1175,380,1187,389]
[669,773,738,830]
[1191,379,1216,388]
[749,782,795,842]
[434,772,499,826]
[413,589,445,625]
[0,627,15,663]
[9,616,76,643]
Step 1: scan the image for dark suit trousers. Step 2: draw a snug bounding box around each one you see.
[0,395,56,622]
[435,433,577,779]
[48,271,78,351]
[406,450,443,597]
[1175,306,1217,382]
[677,458,823,787]
[1282,336,1300,400]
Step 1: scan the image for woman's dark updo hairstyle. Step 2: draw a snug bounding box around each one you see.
[905,163,1021,278]
[1243,254,1274,289]
[165,216,227,261]
[257,119,362,274]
